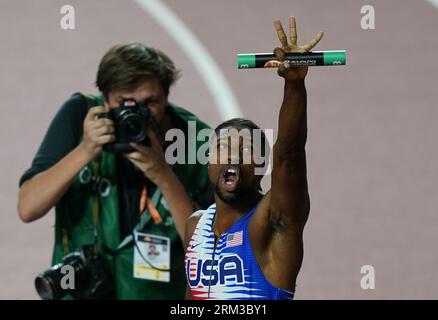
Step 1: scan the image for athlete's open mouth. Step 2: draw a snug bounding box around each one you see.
[220,164,240,192]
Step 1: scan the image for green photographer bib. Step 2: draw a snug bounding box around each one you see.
[52,93,211,300]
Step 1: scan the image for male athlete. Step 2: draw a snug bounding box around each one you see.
[184,16,324,300]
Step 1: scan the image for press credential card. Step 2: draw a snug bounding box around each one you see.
[133,231,170,282]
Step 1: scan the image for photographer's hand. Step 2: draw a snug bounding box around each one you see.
[18,105,115,223]
[80,106,115,160]
[124,128,169,185]
[124,129,194,240]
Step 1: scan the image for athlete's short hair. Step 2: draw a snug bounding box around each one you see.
[213,117,270,166]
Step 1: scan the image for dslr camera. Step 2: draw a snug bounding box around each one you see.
[35,245,114,300]
[100,98,150,153]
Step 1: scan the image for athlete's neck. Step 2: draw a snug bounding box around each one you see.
[212,191,262,237]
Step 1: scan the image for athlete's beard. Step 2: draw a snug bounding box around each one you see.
[211,175,244,203]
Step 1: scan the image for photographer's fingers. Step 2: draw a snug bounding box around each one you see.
[124,151,145,162]
[93,123,115,137]
[129,143,149,155]
[94,134,115,145]
[91,127,115,144]
[146,128,163,152]
[124,157,148,174]
[84,106,106,122]
[84,116,114,150]
[85,118,114,145]
[88,118,113,130]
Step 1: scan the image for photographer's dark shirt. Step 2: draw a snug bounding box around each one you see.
[20,93,211,238]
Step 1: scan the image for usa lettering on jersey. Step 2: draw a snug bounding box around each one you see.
[186,254,245,287]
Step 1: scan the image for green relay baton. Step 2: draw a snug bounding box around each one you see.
[237,50,346,69]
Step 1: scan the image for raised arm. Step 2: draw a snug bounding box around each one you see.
[269,16,323,230]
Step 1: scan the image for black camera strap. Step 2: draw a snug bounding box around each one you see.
[83,93,103,255]
[61,93,103,256]
[61,160,101,255]
[91,161,101,254]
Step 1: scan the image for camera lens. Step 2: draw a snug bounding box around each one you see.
[35,265,66,300]
[120,114,147,142]
[35,274,57,300]
[34,251,87,300]
[125,119,142,137]
[34,246,115,300]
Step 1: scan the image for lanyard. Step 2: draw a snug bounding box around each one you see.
[139,185,162,224]
[117,187,163,251]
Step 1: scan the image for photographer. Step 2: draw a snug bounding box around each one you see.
[18,43,212,299]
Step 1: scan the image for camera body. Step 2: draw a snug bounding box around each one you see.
[100,98,150,153]
[35,245,114,300]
